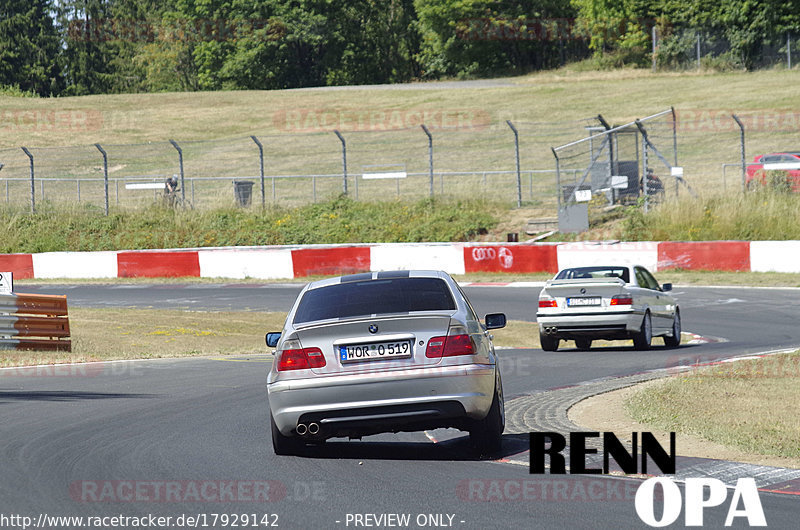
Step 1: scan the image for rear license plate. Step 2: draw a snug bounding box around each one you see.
[567,297,601,307]
[339,340,412,363]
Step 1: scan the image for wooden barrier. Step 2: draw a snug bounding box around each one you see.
[0,293,71,351]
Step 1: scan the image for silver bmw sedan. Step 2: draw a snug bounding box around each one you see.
[266,270,506,455]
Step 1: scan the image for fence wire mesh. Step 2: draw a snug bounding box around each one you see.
[2,107,799,223]
[551,109,681,229]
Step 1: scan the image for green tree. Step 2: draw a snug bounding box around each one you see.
[415,0,579,78]
[0,0,63,95]
[58,0,116,95]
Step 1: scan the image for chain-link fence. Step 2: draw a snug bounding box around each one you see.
[2,108,799,226]
[654,29,799,71]
[0,119,600,212]
[552,109,688,231]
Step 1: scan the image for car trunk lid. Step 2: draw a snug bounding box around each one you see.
[541,278,628,313]
[292,313,454,375]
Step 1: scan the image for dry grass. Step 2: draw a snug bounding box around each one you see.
[2,68,798,205]
[0,307,540,368]
[0,308,287,368]
[625,352,800,460]
[629,192,800,241]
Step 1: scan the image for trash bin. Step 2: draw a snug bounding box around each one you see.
[233,180,254,207]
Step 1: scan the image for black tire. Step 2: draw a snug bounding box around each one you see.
[469,374,504,454]
[663,310,681,348]
[575,338,592,350]
[270,412,304,456]
[632,311,652,351]
[540,332,559,352]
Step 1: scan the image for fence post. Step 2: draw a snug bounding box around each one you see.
[250,135,265,208]
[732,114,746,192]
[651,25,657,72]
[552,147,562,211]
[640,132,648,212]
[670,106,679,196]
[168,139,185,204]
[421,124,433,197]
[20,147,35,213]
[788,33,792,70]
[334,130,347,195]
[95,143,109,215]
[506,120,522,208]
[633,120,651,213]
[696,33,701,69]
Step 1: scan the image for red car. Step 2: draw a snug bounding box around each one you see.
[745,152,800,191]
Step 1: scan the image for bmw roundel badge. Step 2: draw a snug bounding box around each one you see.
[368,325,378,334]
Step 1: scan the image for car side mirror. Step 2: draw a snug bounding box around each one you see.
[484,313,506,330]
[265,332,282,348]
[662,283,672,292]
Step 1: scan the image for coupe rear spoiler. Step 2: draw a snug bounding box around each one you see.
[545,277,626,287]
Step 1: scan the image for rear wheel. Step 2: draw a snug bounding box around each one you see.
[469,374,504,454]
[663,310,681,348]
[540,332,559,352]
[633,311,652,351]
[270,412,304,456]
[575,338,592,350]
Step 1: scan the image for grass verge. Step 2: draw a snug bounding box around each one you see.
[0,196,497,253]
[618,191,800,241]
[625,352,800,460]
[0,308,541,368]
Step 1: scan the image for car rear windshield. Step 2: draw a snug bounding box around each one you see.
[293,277,456,324]
[555,267,630,283]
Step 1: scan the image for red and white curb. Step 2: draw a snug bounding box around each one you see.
[1,240,797,280]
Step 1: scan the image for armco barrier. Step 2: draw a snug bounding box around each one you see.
[464,244,558,273]
[658,241,750,271]
[557,242,659,272]
[117,251,201,278]
[0,254,34,279]
[291,247,371,277]
[0,293,71,351]
[0,240,797,280]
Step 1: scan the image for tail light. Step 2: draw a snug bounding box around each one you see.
[539,299,557,308]
[426,325,475,358]
[277,339,326,371]
[610,295,633,306]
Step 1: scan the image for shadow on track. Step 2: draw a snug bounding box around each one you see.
[0,390,159,403]
[288,433,530,462]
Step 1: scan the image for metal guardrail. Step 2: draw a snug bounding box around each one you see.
[0,293,71,351]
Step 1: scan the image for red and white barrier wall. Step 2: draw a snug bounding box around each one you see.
[0,240,794,280]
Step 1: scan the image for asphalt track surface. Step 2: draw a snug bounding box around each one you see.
[2,284,799,528]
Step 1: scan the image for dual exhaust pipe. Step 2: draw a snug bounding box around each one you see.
[542,326,558,335]
[296,422,320,436]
